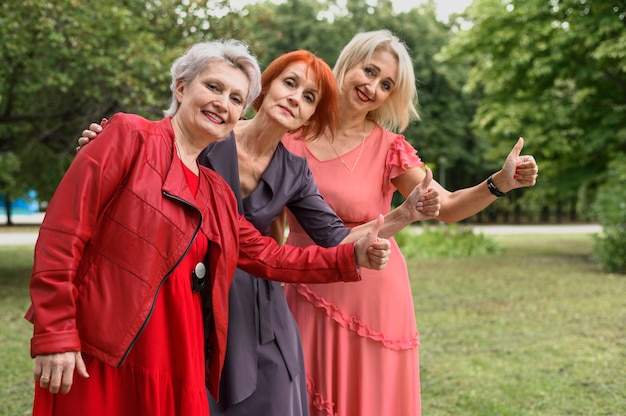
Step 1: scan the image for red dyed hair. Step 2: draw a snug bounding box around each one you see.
[253,50,339,141]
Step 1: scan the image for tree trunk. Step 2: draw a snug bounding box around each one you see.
[4,194,13,226]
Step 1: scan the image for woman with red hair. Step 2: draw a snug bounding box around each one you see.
[200,49,437,416]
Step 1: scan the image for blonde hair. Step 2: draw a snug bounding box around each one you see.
[333,30,420,132]
[164,39,262,117]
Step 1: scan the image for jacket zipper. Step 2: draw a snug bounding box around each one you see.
[117,191,202,367]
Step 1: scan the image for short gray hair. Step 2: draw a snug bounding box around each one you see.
[164,39,262,117]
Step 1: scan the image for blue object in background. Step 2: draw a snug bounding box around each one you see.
[0,190,40,215]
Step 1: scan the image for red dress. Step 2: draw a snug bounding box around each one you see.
[32,160,210,416]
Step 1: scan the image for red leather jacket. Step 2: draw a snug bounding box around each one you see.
[25,113,360,397]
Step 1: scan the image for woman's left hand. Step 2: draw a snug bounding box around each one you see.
[498,137,539,192]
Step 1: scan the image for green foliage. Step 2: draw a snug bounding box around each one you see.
[19,144,73,201]
[397,8,486,193]
[592,155,626,274]
[3,0,621,224]
[0,152,21,195]
[395,223,501,259]
[441,0,626,211]
[0,0,194,201]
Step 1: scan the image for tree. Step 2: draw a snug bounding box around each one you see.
[390,6,484,194]
[592,154,626,274]
[0,0,233,219]
[0,0,486,224]
[237,0,480,187]
[0,151,21,225]
[441,0,626,221]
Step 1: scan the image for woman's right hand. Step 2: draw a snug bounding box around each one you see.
[34,351,90,394]
[402,166,440,221]
[76,117,108,152]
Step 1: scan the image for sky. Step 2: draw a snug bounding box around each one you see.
[392,0,472,21]
[228,0,473,23]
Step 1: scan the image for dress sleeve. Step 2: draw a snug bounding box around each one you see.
[385,134,424,180]
[236,215,360,283]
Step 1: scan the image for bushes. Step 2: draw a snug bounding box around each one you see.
[394,223,501,259]
[592,155,626,274]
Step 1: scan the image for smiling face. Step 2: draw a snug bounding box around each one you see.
[174,60,250,143]
[341,48,398,114]
[259,61,321,131]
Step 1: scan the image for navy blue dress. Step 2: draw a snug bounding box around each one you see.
[200,133,350,416]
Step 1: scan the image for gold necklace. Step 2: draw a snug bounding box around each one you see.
[329,121,367,172]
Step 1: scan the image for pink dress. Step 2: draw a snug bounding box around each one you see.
[282,125,424,416]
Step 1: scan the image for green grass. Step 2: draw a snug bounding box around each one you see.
[1,233,625,415]
[412,234,626,416]
[0,244,36,416]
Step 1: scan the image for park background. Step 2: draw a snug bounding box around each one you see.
[1,0,625,414]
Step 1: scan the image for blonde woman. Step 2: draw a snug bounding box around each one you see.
[282,29,539,416]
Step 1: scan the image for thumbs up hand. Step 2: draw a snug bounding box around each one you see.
[354,214,391,271]
[498,137,539,192]
[403,166,440,221]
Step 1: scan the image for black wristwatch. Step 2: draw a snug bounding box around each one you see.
[487,174,506,197]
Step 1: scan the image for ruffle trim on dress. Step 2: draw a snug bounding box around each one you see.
[292,284,419,350]
[306,373,337,416]
[385,136,423,181]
